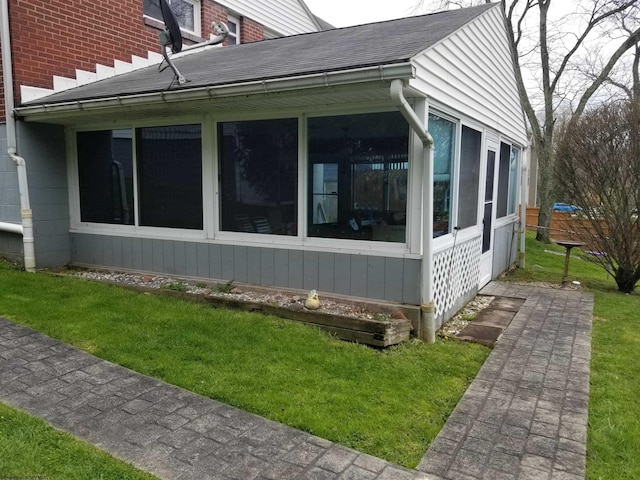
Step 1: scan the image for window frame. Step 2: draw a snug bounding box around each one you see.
[496,139,521,221]
[67,103,515,259]
[143,0,202,38]
[227,14,240,45]
[216,116,300,238]
[68,117,207,239]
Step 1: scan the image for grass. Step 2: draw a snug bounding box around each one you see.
[506,232,640,480]
[0,402,157,479]
[0,260,489,468]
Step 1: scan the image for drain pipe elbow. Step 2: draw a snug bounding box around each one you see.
[390,79,433,149]
[8,149,36,273]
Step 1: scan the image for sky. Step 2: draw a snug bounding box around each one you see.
[304,0,425,28]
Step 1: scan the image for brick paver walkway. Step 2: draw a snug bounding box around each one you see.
[0,318,424,480]
[0,282,593,480]
[418,283,593,480]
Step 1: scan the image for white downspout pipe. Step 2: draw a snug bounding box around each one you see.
[1,0,35,272]
[390,79,436,344]
[519,145,530,269]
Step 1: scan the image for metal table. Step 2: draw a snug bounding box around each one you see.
[553,239,585,286]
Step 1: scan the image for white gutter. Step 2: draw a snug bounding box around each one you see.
[1,0,35,271]
[15,63,416,122]
[390,79,436,344]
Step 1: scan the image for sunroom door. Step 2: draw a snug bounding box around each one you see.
[479,141,498,287]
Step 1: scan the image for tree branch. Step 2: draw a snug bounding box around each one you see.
[573,27,640,118]
[550,1,638,94]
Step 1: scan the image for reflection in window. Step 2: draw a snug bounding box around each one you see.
[136,125,203,229]
[218,118,298,236]
[77,130,134,225]
[457,126,482,229]
[508,146,520,215]
[308,112,409,243]
[429,113,456,237]
[227,15,240,44]
[143,0,197,33]
[497,141,511,218]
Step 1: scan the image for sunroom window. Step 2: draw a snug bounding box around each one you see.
[307,111,409,243]
[218,118,298,236]
[457,125,482,229]
[429,113,456,238]
[77,130,134,225]
[136,125,203,230]
[497,141,520,218]
[76,124,203,230]
[508,146,520,215]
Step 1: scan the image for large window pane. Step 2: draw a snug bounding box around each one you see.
[136,124,203,229]
[497,141,511,218]
[429,113,456,237]
[457,126,482,229]
[77,129,134,225]
[508,146,520,215]
[308,112,409,243]
[218,118,298,236]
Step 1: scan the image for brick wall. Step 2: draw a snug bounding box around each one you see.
[240,16,264,44]
[0,0,268,120]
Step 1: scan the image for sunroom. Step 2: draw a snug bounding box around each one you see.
[11,3,527,340]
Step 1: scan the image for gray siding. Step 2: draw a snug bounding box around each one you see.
[0,124,21,224]
[492,221,519,278]
[17,121,70,267]
[71,233,421,304]
[0,123,24,262]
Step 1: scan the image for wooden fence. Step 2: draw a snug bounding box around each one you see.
[525,207,608,245]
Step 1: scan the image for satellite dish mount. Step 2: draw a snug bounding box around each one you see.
[157,0,229,87]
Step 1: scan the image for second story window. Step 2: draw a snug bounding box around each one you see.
[227,15,240,45]
[144,0,201,37]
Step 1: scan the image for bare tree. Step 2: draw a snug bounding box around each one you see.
[555,100,640,293]
[415,0,640,243]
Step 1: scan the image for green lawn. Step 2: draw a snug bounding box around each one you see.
[506,233,640,480]
[0,260,488,469]
[0,402,157,480]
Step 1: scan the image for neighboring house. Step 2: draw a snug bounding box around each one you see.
[1,3,527,339]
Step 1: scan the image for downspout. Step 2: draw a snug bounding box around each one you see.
[1,0,35,272]
[390,79,436,344]
[519,145,530,269]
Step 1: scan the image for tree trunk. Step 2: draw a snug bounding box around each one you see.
[615,268,640,294]
[535,141,555,243]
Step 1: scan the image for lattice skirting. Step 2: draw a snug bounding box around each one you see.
[433,235,482,325]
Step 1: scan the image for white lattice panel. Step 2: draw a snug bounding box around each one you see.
[432,236,482,318]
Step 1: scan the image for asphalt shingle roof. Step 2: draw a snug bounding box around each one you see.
[24,3,496,106]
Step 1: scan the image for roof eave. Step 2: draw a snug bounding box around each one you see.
[15,63,416,123]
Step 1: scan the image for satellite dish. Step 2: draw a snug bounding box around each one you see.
[155,0,230,87]
[158,0,186,85]
[160,0,182,54]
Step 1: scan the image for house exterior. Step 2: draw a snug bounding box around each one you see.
[1,2,527,340]
[0,0,322,263]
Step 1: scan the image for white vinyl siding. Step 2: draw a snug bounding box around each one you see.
[410,6,527,146]
[215,0,318,36]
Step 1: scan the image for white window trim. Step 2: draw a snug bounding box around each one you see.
[227,14,240,44]
[143,0,201,38]
[68,116,206,236]
[70,104,521,260]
